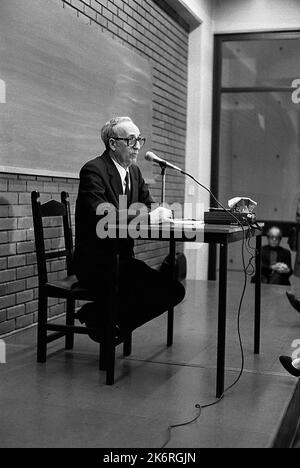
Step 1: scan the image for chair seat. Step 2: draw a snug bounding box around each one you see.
[45,275,96,300]
[51,274,79,290]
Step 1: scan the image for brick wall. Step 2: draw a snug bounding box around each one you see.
[0,0,189,336]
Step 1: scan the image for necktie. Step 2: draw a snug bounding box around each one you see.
[124,171,131,205]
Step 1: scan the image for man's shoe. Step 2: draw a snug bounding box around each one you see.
[279,355,300,377]
[77,302,98,325]
[85,324,122,344]
[286,290,300,313]
[77,303,122,344]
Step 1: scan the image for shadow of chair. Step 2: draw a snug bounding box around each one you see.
[31,190,132,384]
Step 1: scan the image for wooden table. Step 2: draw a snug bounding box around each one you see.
[110,222,262,397]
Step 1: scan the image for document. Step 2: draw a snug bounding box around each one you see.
[167,219,204,227]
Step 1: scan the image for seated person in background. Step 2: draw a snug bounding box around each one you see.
[287,200,300,277]
[260,226,292,285]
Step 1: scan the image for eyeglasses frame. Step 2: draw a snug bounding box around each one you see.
[111,136,146,148]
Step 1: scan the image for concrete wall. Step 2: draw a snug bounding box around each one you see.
[181,0,214,280]
[214,0,300,33]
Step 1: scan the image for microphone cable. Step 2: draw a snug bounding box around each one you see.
[161,170,259,448]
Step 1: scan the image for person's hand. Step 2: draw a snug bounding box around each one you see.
[149,206,173,224]
[272,262,290,273]
[277,262,290,273]
[271,263,282,272]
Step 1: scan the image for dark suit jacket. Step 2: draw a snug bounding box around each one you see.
[74,151,155,284]
[261,245,292,285]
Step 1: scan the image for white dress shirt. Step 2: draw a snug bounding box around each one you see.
[111,157,131,194]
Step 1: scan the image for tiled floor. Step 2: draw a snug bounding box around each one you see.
[0,277,299,448]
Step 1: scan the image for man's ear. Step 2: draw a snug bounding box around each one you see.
[108,138,116,152]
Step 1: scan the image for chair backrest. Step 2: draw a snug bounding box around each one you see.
[31,191,74,285]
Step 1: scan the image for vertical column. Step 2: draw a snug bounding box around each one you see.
[216,241,228,398]
[105,251,119,385]
[254,233,262,354]
[167,237,176,347]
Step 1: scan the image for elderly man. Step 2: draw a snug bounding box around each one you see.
[260,226,292,285]
[74,116,185,340]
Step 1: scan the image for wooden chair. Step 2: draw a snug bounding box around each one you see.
[31,190,132,384]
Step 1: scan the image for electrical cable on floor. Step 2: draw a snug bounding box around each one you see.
[244,227,258,276]
[161,177,259,448]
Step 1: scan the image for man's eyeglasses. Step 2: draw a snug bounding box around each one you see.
[111,136,146,148]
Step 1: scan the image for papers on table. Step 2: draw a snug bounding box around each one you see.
[166,218,204,227]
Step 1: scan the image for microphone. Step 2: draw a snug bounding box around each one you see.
[145,151,183,173]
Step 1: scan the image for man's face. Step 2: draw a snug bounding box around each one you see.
[268,227,282,248]
[109,121,141,168]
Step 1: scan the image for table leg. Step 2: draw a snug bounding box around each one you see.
[105,252,119,385]
[167,238,175,347]
[216,242,228,398]
[254,234,262,354]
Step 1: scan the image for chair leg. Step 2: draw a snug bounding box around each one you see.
[104,253,119,385]
[101,321,115,384]
[37,294,48,363]
[123,333,132,357]
[99,342,107,371]
[167,307,174,347]
[99,343,116,384]
[106,342,115,385]
[167,239,175,347]
[65,298,75,350]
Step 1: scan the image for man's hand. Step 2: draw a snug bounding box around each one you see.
[149,206,173,224]
[272,262,290,274]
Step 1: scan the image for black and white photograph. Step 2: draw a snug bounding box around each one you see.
[0,0,300,452]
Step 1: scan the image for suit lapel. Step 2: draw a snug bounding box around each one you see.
[129,166,138,204]
[103,153,123,204]
[102,153,139,207]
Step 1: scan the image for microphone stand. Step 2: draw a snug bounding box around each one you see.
[160,164,166,204]
[159,162,173,348]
